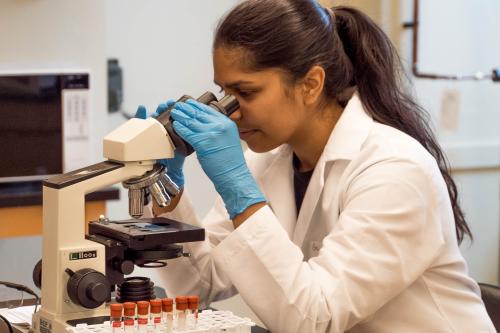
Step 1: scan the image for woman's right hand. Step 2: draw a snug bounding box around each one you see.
[170,99,266,221]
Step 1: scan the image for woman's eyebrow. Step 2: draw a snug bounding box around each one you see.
[213,80,254,89]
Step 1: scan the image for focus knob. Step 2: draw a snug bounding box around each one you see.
[113,259,134,275]
[86,282,108,303]
[66,268,111,309]
[32,259,42,289]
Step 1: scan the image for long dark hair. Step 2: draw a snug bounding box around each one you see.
[214,0,471,243]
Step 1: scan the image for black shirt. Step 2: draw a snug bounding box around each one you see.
[293,153,314,215]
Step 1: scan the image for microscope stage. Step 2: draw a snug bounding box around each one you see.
[88,217,205,250]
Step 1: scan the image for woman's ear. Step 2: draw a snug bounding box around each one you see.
[301,65,326,105]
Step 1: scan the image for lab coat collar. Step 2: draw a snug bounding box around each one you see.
[260,92,373,164]
[257,93,374,246]
[293,93,374,246]
[320,92,373,163]
[260,92,374,247]
[259,147,296,238]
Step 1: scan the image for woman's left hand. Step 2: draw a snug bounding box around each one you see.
[170,99,266,219]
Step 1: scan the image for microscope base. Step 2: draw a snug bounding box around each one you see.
[32,306,108,333]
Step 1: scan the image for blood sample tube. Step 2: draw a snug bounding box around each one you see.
[162,298,174,333]
[137,300,150,333]
[187,295,199,329]
[123,302,136,333]
[175,296,188,331]
[110,303,122,333]
[150,299,162,332]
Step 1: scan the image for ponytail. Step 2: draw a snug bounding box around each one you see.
[332,7,471,243]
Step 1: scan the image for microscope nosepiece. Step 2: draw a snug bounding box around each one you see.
[148,178,171,207]
[123,164,181,216]
[148,172,180,208]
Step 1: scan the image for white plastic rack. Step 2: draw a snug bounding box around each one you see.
[67,310,255,333]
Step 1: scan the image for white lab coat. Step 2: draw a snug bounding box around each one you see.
[153,93,495,332]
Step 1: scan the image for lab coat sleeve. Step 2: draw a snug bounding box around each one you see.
[149,150,268,306]
[150,192,239,307]
[211,159,446,333]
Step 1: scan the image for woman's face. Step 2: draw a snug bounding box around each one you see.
[213,47,308,153]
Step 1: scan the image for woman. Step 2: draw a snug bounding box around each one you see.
[141,0,495,331]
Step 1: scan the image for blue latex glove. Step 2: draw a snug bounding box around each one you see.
[134,101,186,187]
[171,99,266,219]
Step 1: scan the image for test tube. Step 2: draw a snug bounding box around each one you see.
[162,298,174,333]
[187,295,200,329]
[110,303,123,333]
[123,302,136,333]
[175,296,188,331]
[137,300,150,333]
[150,299,162,332]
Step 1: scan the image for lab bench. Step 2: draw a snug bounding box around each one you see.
[0,299,269,333]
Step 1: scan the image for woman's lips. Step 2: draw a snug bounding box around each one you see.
[239,129,257,140]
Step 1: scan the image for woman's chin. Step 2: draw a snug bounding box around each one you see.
[246,139,280,153]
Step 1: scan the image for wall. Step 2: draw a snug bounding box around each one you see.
[105,0,239,221]
[0,0,106,291]
[400,0,500,284]
[320,0,401,45]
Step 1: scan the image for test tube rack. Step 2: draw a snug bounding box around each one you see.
[67,310,256,333]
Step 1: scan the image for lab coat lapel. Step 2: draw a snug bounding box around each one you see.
[292,160,325,247]
[291,92,373,248]
[259,146,296,238]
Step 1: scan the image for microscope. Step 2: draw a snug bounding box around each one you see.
[31,92,239,333]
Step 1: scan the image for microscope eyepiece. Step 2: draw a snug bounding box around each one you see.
[153,91,239,156]
[209,94,239,117]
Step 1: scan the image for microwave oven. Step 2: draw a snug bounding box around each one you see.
[0,71,90,183]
